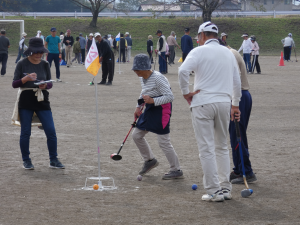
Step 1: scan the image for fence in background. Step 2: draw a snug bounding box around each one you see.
[0,11,300,19]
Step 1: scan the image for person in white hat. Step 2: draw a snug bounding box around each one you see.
[178,21,241,202]
[219,32,227,46]
[238,33,252,73]
[86,33,94,53]
[15,32,27,63]
[125,32,132,62]
[281,33,295,61]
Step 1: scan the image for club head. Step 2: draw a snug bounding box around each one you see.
[241,189,253,198]
[110,153,122,161]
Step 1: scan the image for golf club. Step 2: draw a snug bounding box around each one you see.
[294,48,298,62]
[158,53,172,67]
[110,103,145,161]
[234,118,253,198]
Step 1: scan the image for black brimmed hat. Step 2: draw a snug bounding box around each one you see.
[23,37,49,56]
[156,30,162,34]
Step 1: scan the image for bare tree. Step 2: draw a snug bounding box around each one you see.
[68,0,116,27]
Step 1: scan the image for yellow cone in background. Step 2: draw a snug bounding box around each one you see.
[178,57,183,63]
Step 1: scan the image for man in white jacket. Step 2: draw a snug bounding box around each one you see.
[238,33,252,73]
[178,21,241,202]
[281,33,296,61]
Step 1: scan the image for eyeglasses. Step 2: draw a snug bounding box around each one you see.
[32,51,44,54]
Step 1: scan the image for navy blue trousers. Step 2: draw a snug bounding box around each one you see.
[229,90,253,176]
[47,53,60,79]
[243,53,251,72]
[158,52,166,73]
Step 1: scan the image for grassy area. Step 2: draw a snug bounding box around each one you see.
[1,16,299,55]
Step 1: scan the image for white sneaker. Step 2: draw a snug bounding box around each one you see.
[222,188,232,200]
[202,190,224,202]
[57,79,62,82]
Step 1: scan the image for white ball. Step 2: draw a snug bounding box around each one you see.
[137,175,142,181]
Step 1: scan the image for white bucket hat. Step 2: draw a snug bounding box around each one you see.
[221,32,228,37]
[89,33,94,36]
[22,32,27,37]
[94,32,101,37]
[125,32,129,35]
[198,21,218,34]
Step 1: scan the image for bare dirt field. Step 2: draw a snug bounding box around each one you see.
[1,54,300,225]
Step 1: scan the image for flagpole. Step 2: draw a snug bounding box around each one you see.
[119,32,121,74]
[94,75,102,187]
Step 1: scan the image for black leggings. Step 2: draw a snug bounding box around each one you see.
[251,55,261,73]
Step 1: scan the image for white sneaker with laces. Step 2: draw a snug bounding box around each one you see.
[222,188,232,200]
[202,190,224,202]
[57,79,62,82]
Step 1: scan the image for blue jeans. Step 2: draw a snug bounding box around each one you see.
[47,53,60,79]
[19,109,58,161]
[243,53,251,72]
[15,48,24,63]
[229,90,253,176]
[0,53,8,75]
[158,52,166,73]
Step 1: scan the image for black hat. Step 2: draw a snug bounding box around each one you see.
[185,28,190,32]
[23,37,49,56]
[156,30,162,34]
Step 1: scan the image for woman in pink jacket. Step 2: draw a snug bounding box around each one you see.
[250,36,261,74]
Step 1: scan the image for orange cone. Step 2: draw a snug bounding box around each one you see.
[278,51,285,66]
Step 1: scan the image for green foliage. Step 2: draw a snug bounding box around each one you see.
[2,17,300,55]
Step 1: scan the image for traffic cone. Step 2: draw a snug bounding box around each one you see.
[278,51,285,66]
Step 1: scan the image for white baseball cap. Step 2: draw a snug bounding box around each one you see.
[125,32,129,35]
[241,33,249,37]
[94,32,101,37]
[89,33,94,36]
[288,33,292,37]
[37,30,41,33]
[198,21,218,34]
[22,32,27,37]
[221,32,227,37]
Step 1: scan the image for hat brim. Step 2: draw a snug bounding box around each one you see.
[24,46,49,56]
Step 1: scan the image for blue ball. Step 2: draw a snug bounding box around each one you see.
[192,184,197,190]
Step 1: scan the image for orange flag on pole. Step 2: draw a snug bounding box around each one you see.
[85,38,101,76]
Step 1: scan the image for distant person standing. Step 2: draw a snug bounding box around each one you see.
[86,33,93,53]
[219,32,227,46]
[112,35,118,56]
[59,32,66,62]
[0,29,10,77]
[155,30,167,74]
[181,28,193,62]
[72,37,81,64]
[36,30,45,59]
[117,33,127,63]
[45,27,62,82]
[167,31,180,64]
[250,36,261,74]
[281,33,295,61]
[238,33,252,73]
[15,32,27,64]
[147,35,154,64]
[63,29,74,68]
[125,32,132,62]
[79,33,86,65]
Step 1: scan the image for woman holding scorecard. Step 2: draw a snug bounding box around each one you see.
[12,37,64,170]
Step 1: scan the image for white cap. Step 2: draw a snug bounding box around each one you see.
[241,33,249,37]
[22,32,27,37]
[89,33,94,36]
[60,35,64,39]
[288,33,292,37]
[94,32,101,37]
[125,32,129,35]
[221,32,227,37]
[37,30,41,33]
[198,21,218,34]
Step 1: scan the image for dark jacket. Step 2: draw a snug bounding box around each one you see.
[63,35,74,47]
[96,39,114,63]
[119,38,126,50]
[147,39,153,52]
[181,35,193,54]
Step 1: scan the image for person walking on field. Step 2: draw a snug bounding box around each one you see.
[72,37,81,64]
[281,33,295,61]
[79,33,86,65]
[227,46,257,185]
[86,33,93,53]
[117,33,127,63]
[181,28,193,62]
[250,36,261,74]
[15,32,27,64]
[59,32,66,62]
[45,27,62,82]
[238,33,252,73]
[167,31,180,65]
[63,29,74,68]
[147,35,154,64]
[0,29,10,77]
[132,54,183,180]
[155,30,167,74]
[178,21,241,202]
[218,32,227,46]
[125,32,132,62]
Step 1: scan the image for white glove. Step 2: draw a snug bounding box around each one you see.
[158,51,161,55]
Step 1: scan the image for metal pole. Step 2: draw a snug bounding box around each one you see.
[75,11,77,19]
[3,12,5,19]
[94,75,102,188]
[274,10,276,18]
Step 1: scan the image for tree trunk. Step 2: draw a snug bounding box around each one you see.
[90,10,99,27]
[202,9,212,22]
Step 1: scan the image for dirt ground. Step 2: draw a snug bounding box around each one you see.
[1,54,300,225]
